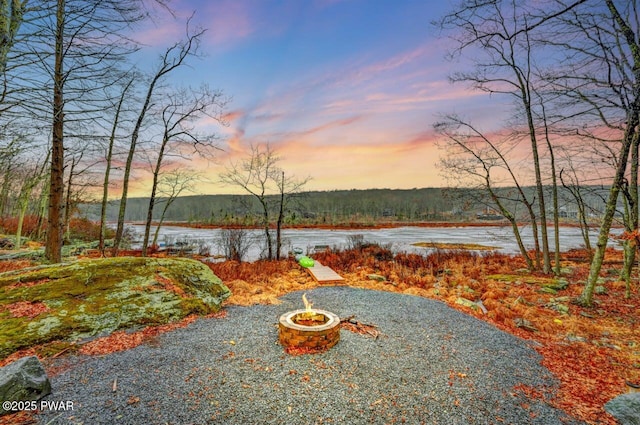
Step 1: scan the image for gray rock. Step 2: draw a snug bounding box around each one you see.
[605,392,640,425]
[0,356,51,415]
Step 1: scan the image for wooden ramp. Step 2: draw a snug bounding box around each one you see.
[306,261,345,284]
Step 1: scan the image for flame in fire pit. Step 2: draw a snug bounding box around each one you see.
[302,293,313,314]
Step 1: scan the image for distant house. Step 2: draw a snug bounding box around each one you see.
[558,207,578,219]
[476,207,503,221]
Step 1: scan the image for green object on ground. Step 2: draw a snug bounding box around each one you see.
[298,256,314,268]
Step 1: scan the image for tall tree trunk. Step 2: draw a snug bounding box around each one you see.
[0,0,26,74]
[99,78,132,255]
[36,175,49,240]
[142,134,168,256]
[521,90,550,273]
[113,80,156,256]
[579,0,640,306]
[15,193,28,249]
[621,134,639,298]
[579,116,638,306]
[45,0,65,263]
[527,203,541,270]
[152,200,173,247]
[276,171,284,260]
[541,100,561,275]
[63,155,77,242]
[261,199,272,260]
[486,178,534,270]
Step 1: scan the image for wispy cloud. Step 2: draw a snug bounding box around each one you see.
[201,0,256,46]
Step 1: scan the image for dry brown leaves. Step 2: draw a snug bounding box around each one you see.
[78,311,228,356]
[211,259,319,306]
[77,310,227,357]
[209,248,637,425]
[283,345,327,356]
[2,301,49,318]
[5,278,51,290]
[0,243,636,425]
[0,410,36,425]
[154,273,188,297]
[0,260,33,274]
[340,317,380,338]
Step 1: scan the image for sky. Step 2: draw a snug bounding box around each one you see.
[128,0,505,196]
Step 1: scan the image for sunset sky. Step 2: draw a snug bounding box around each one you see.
[129,0,507,196]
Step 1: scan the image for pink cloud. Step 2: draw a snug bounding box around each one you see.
[202,1,255,46]
[221,109,244,123]
[132,21,184,47]
[131,0,258,49]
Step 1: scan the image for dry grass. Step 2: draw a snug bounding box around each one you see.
[0,243,636,425]
[209,259,319,306]
[205,246,638,425]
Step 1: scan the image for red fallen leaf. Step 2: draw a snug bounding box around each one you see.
[2,301,49,318]
[154,273,188,297]
[283,345,326,356]
[207,310,227,319]
[78,315,201,356]
[127,396,140,405]
[0,409,36,425]
[6,278,50,290]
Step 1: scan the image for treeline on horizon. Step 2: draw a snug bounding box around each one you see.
[80,186,613,225]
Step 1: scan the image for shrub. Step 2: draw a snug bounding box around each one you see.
[216,228,252,262]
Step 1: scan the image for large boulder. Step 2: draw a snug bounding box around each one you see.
[0,356,51,415]
[605,392,640,425]
[0,257,231,358]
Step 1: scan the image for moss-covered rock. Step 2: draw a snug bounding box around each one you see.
[0,257,230,359]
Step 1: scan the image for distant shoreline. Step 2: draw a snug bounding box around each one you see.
[147,220,608,231]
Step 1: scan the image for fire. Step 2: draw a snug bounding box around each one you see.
[302,293,314,314]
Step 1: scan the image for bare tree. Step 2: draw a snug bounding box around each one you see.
[220,144,309,260]
[539,0,640,305]
[45,0,65,262]
[151,169,201,247]
[619,133,639,298]
[437,0,591,273]
[435,115,535,270]
[141,85,225,255]
[9,0,150,262]
[15,148,49,248]
[112,22,206,256]
[217,228,251,262]
[0,0,27,74]
[98,76,134,255]
[220,144,279,259]
[275,170,310,260]
[559,165,593,259]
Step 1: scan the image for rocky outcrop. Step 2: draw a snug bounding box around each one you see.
[605,392,640,425]
[0,356,51,415]
[0,257,231,358]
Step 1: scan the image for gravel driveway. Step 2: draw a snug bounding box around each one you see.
[37,286,584,424]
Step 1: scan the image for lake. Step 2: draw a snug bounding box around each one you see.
[127,224,621,261]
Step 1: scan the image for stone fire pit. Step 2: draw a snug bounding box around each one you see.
[278,308,340,352]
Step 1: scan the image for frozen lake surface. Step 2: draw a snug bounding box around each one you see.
[127,224,621,262]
